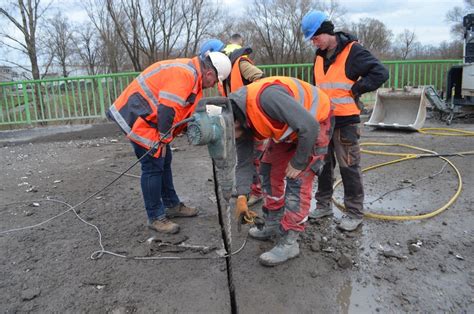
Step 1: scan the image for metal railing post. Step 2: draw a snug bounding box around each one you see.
[21,82,31,124]
[97,78,106,118]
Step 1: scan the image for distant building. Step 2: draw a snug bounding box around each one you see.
[0,65,19,82]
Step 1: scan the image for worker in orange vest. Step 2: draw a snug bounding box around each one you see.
[301,11,388,231]
[221,34,266,207]
[230,76,333,266]
[108,52,231,234]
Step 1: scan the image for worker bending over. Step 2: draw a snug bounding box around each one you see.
[230,76,333,266]
[108,52,231,234]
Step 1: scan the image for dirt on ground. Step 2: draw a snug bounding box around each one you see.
[0,116,473,313]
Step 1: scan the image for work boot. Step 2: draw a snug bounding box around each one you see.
[166,203,199,218]
[338,215,363,232]
[248,208,283,241]
[247,194,263,206]
[248,220,280,240]
[259,230,300,267]
[308,206,333,219]
[148,218,180,234]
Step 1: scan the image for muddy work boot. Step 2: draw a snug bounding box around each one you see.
[259,230,300,266]
[148,218,180,234]
[338,215,363,232]
[308,204,333,219]
[248,208,283,241]
[248,220,280,241]
[308,207,333,219]
[166,203,199,218]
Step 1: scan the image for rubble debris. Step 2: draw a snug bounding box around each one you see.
[25,186,38,193]
[337,254,352,269]
[380,248,407,260]
[322,246,335,253]
[21,288,41,301]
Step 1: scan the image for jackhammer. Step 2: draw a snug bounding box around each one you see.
[187,96,238,311]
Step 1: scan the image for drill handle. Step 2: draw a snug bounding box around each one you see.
[195,96,231,113]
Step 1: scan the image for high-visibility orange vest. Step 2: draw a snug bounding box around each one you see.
[108,57,203,156]
[244,76,331,142]
[314,42,360,116]
[218,55,253,96]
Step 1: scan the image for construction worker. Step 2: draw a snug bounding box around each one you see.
[107,52,231,234]
[230,76,333,266]
[198,39,225,59]
[301,11,389,231]
[221,34,266,207]
[222,33,243,55]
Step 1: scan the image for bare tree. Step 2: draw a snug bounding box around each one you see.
[180,0,224,57]
[45,12,75,77]
[242,0,346,65]
[156,0,185,59]
[83,0,129,73]
[105,0,142,71]
[137,0,161,66]
[73,22,101,75]
[349,18,392,59]
[446,0,474,39]
[394,29,417,60]
[0,0,52,79]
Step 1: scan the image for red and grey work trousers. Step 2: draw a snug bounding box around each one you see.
[259,116,332,232]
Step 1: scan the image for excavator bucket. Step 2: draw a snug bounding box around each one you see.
[365,86,429,131]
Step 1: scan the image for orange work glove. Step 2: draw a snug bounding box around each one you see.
[235,195,258,222]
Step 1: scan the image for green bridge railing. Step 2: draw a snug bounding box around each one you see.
[0,59,462,126]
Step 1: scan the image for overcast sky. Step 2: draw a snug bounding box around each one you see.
[62,0,466,46]
[1,0,467,67]
[335,0,466,45]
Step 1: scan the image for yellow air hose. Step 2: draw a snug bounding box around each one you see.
[331,128,474,221]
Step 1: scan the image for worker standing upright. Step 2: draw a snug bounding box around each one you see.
[221,34,266,207]
[301,11,389,231]
[230,76,333,266]
[107,52,231,234]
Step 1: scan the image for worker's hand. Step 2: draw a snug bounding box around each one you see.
[285,162,302,179]
[160,145,167,157]
[235,195,258,220]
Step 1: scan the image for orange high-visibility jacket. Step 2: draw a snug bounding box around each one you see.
[108,57,203,157]
[314,42,360,116]
[218,55,254,96]
[244,76,331,142]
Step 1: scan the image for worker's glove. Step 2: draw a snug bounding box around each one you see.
[235,195,257,219]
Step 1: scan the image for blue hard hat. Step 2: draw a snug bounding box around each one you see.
[301,10,329,41]
[199,39,225,59]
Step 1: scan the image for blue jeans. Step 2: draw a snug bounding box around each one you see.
[131,142,180,222]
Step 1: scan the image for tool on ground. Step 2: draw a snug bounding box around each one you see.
[366,13,474,128]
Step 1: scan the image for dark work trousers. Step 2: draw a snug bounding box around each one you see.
[315,123,364,218]
[131,141,181,222]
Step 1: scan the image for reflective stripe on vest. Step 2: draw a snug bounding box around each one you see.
[314,42,360,116]
[245,76,330,143]
[108,104,157,148]
[137,62,197,108]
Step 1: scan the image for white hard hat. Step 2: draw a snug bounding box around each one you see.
[208,51,231,82]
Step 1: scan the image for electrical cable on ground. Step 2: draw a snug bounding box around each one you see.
[0,116,248,260]
[418,127,474,137]
[332,142,474,221]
